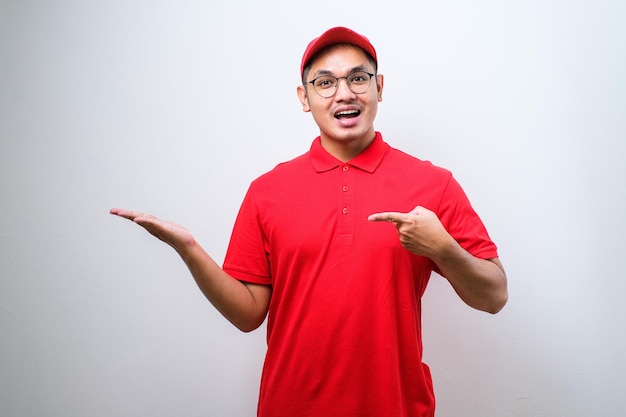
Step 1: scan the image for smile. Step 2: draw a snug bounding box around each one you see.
[334,110,360,119]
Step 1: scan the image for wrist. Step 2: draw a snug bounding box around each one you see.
[175,236,199,259]
[431,235,463,266]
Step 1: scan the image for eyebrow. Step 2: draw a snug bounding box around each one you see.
[310,65,370,79]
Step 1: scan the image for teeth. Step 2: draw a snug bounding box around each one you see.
[336,110,359,117]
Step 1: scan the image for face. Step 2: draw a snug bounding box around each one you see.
[297,44,384,155]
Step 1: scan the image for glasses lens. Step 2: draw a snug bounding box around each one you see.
[313,76,337,98]
[347,72,372,94]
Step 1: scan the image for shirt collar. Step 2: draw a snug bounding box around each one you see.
[309,132,389,173]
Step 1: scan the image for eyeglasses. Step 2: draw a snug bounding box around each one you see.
[307,71,375,98]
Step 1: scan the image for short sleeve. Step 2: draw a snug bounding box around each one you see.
[436,175,498,260]
[223,185,272,285]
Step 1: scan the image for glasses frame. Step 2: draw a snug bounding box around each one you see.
[307,71,376,98]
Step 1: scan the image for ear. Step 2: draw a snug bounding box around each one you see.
[376,74,384,102]
[297,85,311,112]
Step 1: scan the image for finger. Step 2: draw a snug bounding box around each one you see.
[110,207,135,219]
[133,214,160,227]
[368,212,402,223]
[109,208,147,222]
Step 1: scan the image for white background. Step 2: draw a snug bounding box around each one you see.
[1,1,625,416]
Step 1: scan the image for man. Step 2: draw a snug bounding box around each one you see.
[111,27,507,417]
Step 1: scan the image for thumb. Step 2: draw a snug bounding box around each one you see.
[411,205,434,215]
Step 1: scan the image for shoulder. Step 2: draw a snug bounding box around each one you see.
[249,151,311,189]
[384,145,452,180]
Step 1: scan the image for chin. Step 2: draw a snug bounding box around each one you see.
[334,126,373,141]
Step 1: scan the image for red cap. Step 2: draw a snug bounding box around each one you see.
[300,27,377,77]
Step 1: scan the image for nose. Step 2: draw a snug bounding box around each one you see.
[334,77,356,100]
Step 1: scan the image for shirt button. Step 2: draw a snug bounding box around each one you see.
[342,165,349,172]
[342,186,349,192]
[342,207,349,215]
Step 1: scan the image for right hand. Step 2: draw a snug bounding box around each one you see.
[109,208,195,252]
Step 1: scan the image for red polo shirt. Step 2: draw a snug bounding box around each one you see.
[223,132,498,417]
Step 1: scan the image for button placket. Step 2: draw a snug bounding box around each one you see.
[339,164,353,236]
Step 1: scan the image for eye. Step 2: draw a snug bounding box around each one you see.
[348,72,369,85]
[314,76,336,89]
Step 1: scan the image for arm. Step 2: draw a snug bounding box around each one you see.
[110,208,271,332]
[368,206,508,314]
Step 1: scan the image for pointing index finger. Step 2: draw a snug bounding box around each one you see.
[368,212,402,223]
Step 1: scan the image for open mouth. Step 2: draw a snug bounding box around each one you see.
[334,110,360,119]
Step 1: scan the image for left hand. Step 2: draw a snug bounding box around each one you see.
[370,206,508,313]
[368,206,454,259]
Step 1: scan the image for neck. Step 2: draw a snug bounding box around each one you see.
[320,132,376,162]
